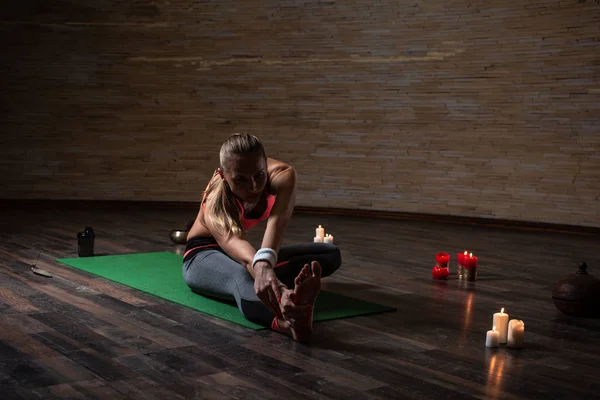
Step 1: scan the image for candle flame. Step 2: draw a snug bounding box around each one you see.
[464,250,468,255]
[469,252,473,257]
[501,307,504,313]
[318,225,322,228]
[493,325,496,331]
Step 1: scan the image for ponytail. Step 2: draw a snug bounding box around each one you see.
[202,170,244,237]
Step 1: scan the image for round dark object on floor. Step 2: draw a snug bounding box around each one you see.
[552,262,600,318]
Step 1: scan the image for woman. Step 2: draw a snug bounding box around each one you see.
[183,133,341,342]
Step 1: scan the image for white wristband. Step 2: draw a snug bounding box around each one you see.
[252,248,277,269]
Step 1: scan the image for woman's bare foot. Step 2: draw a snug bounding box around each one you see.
[287,261,322,342]
[273,289,312,342]
[271,262,322,343]
[293,261,322,306]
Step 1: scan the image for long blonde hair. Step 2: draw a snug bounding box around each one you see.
[202,133,267,237]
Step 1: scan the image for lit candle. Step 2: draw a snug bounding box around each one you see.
[313,236,324,243]
[315,225,325,240]
[457,250,467,266]
[485,326,500,348]
[493,308,509,344]
[507,320,525,348]
[459,252,478,281]
[323,234,334,244]
[463,252,478,270]
[457,250,468,279]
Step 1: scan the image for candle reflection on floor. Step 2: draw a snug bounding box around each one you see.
[463,291,474,332]
[172,246,185,256]
[485,351,511,399]
[432,279,449,302]
[458,291,475,348]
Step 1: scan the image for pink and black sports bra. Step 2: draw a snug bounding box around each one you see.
[200,171,277,232]
[233,191,276,231]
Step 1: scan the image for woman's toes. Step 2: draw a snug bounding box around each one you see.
[311,261,322,277]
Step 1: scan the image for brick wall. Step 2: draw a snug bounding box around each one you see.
[1,1,599,227]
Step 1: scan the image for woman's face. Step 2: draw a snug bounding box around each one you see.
[223,152,267,203]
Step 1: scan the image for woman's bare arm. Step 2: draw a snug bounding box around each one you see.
[261,161,297,252]
[200,211,257,276]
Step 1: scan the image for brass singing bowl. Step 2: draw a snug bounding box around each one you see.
[169,230,189,245]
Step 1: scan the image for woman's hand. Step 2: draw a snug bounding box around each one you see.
[253,261,284,317]
[279,290,312,327]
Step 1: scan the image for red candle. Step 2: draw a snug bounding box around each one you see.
[432,265,449,280]
[436,252,450,268]
[457,250,468,265]
[463,252,478,269]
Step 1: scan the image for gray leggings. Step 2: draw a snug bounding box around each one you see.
[182,243,342,327]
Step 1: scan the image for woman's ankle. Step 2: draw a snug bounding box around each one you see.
[271,316,312,343]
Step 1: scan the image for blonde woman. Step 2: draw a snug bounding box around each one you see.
[183,133,341,342]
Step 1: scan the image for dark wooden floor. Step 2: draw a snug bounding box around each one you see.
[1,201,599,400]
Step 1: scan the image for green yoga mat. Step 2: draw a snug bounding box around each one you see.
[56,252,395,330]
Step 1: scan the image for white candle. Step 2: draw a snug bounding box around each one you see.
[493,308,509,344]
[313,236,324,243]
[507,319,525,348]
[323,234,334,244]
[315,225,325,239]
[485,326,500,348]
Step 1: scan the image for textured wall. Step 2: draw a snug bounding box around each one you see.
[1,1,599,227]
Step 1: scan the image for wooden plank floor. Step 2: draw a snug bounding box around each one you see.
[0,202,599,399]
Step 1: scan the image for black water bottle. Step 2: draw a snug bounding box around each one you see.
[84,226,95,249]
[77,226,95,257]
